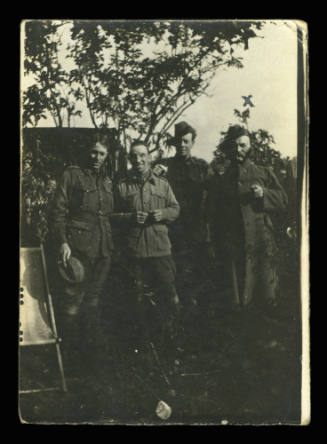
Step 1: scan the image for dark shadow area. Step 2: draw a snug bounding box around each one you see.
[19,241,301,425]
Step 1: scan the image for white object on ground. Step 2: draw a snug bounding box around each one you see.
[155,400,172,420]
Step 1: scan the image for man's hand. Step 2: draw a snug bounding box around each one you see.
[150,209,163,222]
[153,164,168,177]
[251,184,264,199]
[136,211,148,224]
[59,242,71,267]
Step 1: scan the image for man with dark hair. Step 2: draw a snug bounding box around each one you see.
[114,140,180,352]
[206,125,288,310]
[153,121,212,309]
[50,134,114,386]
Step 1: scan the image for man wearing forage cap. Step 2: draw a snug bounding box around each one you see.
[153,121,212,310]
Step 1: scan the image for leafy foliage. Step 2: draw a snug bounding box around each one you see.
[23,20,263,154]
[23,21,82,127]
[67,21,262,153]
[21,132,65,243]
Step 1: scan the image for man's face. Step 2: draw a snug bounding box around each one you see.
[130,144,151,175]
[230,135,251,164]
[89,142,108,170]
[176,132,194,159]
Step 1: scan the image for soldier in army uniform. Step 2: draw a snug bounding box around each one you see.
[51,134,114,381]
[154,121,212,308]
[114,140,180,352]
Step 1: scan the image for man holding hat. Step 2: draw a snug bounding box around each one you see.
[50,133,114,383]
[206,125,288,310]
[153,121,212,309]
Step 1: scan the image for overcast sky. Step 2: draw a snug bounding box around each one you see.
[27,21,298,162]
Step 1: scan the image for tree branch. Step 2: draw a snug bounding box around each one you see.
[82,74,98,128]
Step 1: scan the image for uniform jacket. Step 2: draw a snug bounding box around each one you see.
[207,159,288,304]
[156,155,212,249]
[114,170,180,258]
[51,166,114,258]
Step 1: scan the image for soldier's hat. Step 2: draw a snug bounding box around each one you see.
[58,256,85,284]
[168,121,196,146]
[219,125,250,154]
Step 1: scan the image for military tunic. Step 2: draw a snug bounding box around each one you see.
[51,166,114,258]
[114,170,180,342]
[51,165,114,317]
[156,155,211,253]
[115,170,180,258]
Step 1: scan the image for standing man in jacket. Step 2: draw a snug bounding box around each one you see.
[51,134,114,381]
[115,140,180,350]
[206,125,288,309]
[153,122,212,308]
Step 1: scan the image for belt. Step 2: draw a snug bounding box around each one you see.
[70,210,111,224]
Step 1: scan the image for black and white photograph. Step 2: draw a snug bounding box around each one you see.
[19,19,309,425]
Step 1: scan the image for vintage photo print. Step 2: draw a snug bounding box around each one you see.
[19,19,309,425]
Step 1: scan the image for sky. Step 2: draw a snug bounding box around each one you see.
[183,21,298,161]
[24,21,298,162]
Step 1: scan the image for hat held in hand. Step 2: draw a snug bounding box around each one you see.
[58,256,85,284]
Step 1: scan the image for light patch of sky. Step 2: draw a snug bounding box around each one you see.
[24,20,298,161]
[182,21,298,161]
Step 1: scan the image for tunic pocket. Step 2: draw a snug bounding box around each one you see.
[71,187,85,209]
[153,224,170,251]
[67,219,93,253]
[150,190,166,209]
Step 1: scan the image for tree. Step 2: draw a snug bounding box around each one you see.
[21,20,264,243]
[23,20,82,127]
[21,132,64,244]
[67,20,263,154]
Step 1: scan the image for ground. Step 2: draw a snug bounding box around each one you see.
[19,242,301,425]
